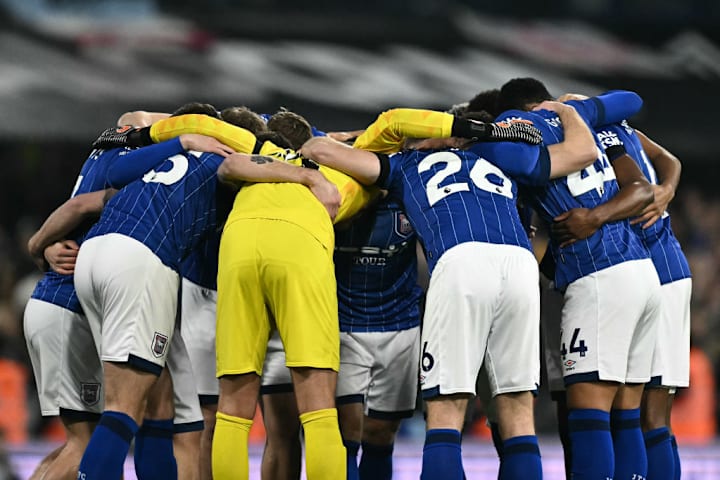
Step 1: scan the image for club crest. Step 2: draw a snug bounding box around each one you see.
[80,383,101,406]
[394,212,413,238]
[151,332,169,358]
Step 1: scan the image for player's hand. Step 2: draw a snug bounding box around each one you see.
[555,93,589,102]
[486,120,543,145]
[92,125,151,149]
[630,183,673,229]
[179,134,235,157]
[306,171,341,221]
[552,208,601,248]
[44,240,79,275]
[326,130,365,144]
[532,100,575,115]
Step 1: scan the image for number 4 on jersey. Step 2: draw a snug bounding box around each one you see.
[560,327,588,358]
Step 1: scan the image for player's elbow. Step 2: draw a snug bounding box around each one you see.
[217,155,246,186]
[70,193,104,218]
[302,137,341,167]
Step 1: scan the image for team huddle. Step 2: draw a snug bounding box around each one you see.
[22,77,690,480]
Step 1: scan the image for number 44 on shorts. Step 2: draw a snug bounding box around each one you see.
[560,328,588,359]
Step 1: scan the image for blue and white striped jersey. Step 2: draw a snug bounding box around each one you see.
[595,121,691,285]
[86,151,225,273]
[31,147,131,313]
[497,98,649,289]
[180,230,221,290]
[382,141,549,274]
[334,198,422,333]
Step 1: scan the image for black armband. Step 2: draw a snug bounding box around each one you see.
[130,127,153,147]
[375,153,391,188]
[252,139,263,154]
[605,144,627,162]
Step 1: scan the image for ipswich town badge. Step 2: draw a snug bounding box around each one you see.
[81,383,101,406]
[151,332,169,358]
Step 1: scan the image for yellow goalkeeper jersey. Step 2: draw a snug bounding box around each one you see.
[150,114,376,248]
[352,108,455,154]
[226,141,376,249]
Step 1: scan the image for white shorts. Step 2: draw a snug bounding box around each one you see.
[337,327,420,418]
[24,299,103,416]
[539,275,566,394]
[650,278,692,388]
[419,242,540,397]
[167,324,204,431]
[561,259,661,385]
[180,279,219,397]
[74,234,179,375]
[260,331,292,393]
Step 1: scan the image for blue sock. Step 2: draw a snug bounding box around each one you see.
[499,435,542,480]
[611,408,647,480]
[78,411,139,480]
[344,440,360,480]
[568,409,614,479]
[644,427,673,480]
[359,442,393,480]
[671,435,681,480]
[420,429,464,480]
[134,418,177,480]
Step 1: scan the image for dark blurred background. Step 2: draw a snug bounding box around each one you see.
[0,0,718,452]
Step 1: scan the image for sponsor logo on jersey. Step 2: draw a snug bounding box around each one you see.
[151,332,169,358]
[81,383,101,406]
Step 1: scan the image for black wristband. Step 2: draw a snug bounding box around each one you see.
[451,117,489,140]
[127,127,153,147]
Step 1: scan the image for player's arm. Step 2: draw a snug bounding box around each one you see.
[326,129,366,143]
[630,129,681,229]
[552,151,654,247]
[566,90,643,128]
[353,108,542,154]
[94,114,260,153]
[536,101,598,179]
[27,189,117,271]
[117,111,171,128]
[300,136,383,186]
[43,240,79,275]
[106,135,235,188]
[218,153,341,220]
[149,114,258,153]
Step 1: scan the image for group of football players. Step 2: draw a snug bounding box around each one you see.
[23,76,689,480]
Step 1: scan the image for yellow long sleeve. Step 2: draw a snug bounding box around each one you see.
[149,114,258,153]
[353,108,454,154]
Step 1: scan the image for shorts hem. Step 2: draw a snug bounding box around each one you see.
[216,368,262,377]
[199,394,219,406]
[174,420,205,433]
[40,408,60,417]
[368,408,415,420]
[336,394,364,405]
[260,384,294,395]
[60,408,102,422]
[285,361,339,372]
[564,371,624,386]
[421,386,475,399]
[493,385,539,396]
